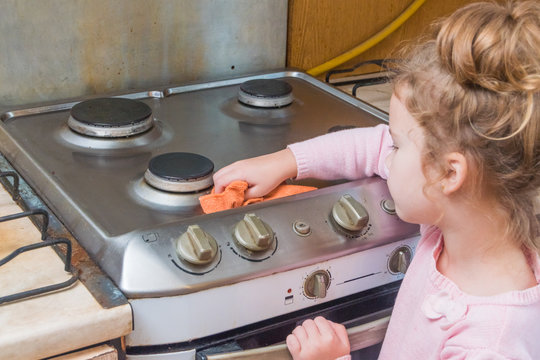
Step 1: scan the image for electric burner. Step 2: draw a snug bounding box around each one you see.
[67,97,153,138]
[238,79,293,108]
[144,152,214,193]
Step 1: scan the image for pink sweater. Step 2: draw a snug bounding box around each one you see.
[288,125,540,359]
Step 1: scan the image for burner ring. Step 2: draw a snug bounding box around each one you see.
[238,79,293,108]
[68,97,154,138]
[144,170,213,193]
[130,178,210,209]
[144,152,214,193]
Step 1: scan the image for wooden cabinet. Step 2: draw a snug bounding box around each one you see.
[287,0,505,73]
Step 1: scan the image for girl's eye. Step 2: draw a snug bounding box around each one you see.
[390,144,399,151]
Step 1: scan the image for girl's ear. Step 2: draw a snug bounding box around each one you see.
[441,152,468,195]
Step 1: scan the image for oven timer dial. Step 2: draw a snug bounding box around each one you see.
[303,270,331,299]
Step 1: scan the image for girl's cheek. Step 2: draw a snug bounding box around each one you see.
[386,172,397,199]
[385,152,394,170]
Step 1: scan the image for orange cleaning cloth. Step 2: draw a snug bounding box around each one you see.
[199,180,317,214]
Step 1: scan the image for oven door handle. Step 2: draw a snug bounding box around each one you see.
[205,315,390,360]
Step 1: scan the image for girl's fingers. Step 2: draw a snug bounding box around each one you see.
[301,318,321,338]
[314,316,334,334]
[292,323,309,343]
[330,321,350,347]
[286,334,301,354]
[243,185,265,199]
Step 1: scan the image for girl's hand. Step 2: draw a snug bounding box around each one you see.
[286,316,350,360]
[212,149,297,199]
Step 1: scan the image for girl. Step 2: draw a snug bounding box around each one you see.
[213,1,540,359]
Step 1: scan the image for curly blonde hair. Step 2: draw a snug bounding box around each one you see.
[392,0,540,252]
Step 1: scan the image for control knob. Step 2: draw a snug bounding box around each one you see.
[388,246,412,274]
[176,225,218,265]
[331,194,369,232]
[303,270,331,299]
[234,213,275,251]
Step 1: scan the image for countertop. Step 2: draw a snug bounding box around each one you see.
[0,183,132,359]
[339,82,392,114]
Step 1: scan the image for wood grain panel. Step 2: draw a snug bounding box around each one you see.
[287,0,505,75]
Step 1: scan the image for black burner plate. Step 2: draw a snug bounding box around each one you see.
[148,152,214,181]
[239,79,292,98]
[70,98,152,127]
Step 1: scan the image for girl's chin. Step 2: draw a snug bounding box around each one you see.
[394,208,420,225]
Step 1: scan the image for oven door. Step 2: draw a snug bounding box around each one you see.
[126,282,399,360]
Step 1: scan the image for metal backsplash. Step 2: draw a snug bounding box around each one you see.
[0,0,287,106]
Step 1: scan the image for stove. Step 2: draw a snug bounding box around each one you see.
[0,70,419,358]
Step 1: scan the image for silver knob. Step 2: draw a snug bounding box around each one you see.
[331,194,369,232]
[176,225,218,265]
[234,213,275,251]
[388,246,412,274]
[381,199,396,215]
[303,270,331,299]
[293,220,311,236]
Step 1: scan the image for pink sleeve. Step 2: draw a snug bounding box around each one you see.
[287,124,392,181]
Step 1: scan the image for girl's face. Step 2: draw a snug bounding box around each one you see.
[385,94,440,225]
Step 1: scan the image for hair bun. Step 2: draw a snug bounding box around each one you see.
[436,1,540,94]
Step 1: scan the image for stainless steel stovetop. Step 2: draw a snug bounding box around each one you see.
[0,70,418,295]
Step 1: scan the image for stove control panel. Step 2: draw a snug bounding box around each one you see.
[128,235,421,347]
[114,177,421,296]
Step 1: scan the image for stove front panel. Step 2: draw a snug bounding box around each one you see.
[127,234,419,347]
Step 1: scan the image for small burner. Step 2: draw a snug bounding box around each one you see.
[68,97,153,138]
[238,79,293,108]
[144,152,214,193]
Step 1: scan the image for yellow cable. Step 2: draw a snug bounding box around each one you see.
[307,0,427,77]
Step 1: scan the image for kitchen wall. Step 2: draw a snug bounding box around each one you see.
[0,0,287,107]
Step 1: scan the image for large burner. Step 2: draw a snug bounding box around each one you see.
[238,79,293,108]
[68,97,153,138]
[144,152,214,193]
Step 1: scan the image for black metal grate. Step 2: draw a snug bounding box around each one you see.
[0,171,78,305]
[325,59,400,97]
